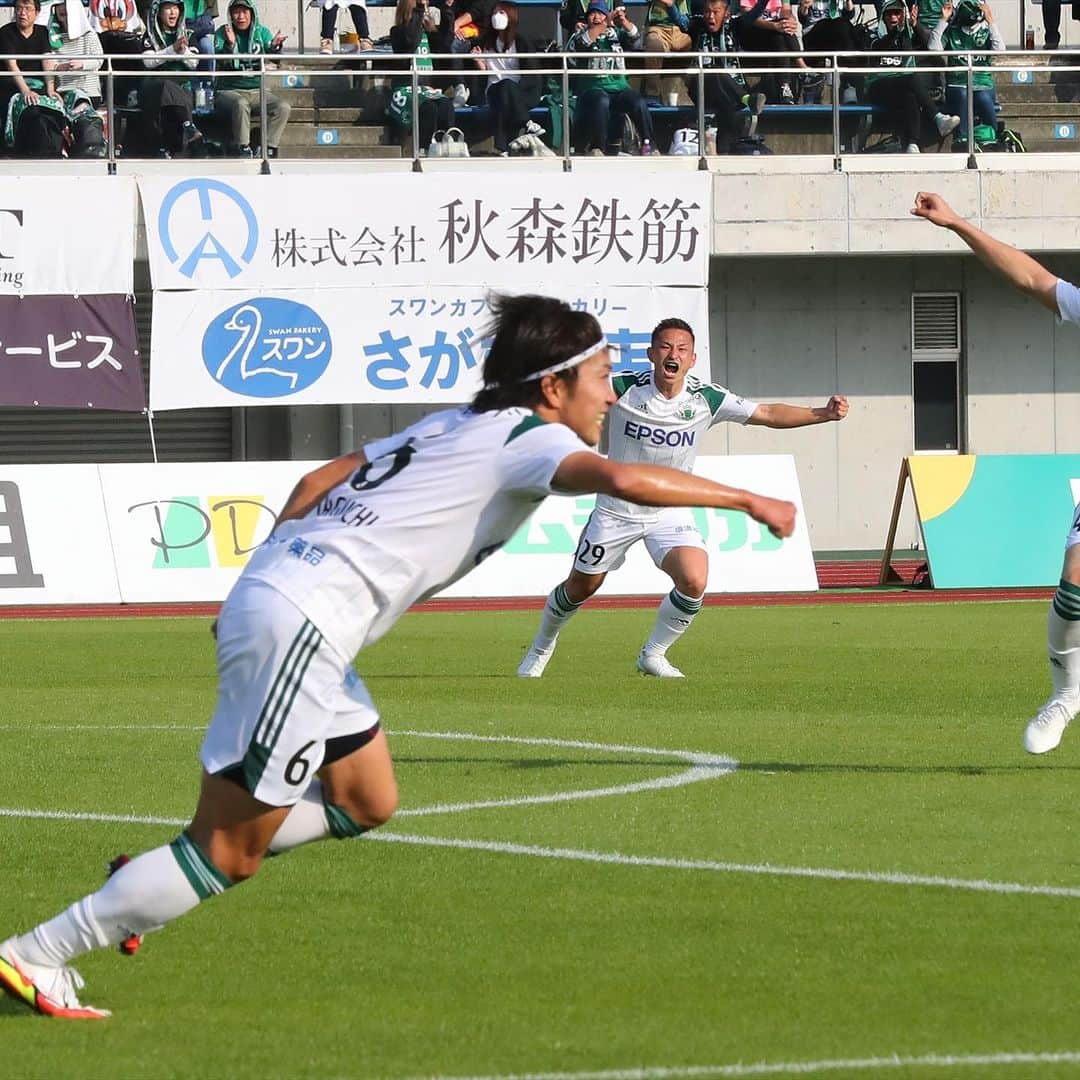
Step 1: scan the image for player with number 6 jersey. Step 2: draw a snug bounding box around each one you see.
[0,294,797,1020]
[518,317,849,679]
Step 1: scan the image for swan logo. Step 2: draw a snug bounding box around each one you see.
[202,297,333,398]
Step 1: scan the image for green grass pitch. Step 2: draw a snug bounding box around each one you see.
[2,600,1079,1079]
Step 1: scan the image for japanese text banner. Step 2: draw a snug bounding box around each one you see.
[0,177,134,296]
[148,285,709,410]
[138,174,710,291]
[0,294,144,410]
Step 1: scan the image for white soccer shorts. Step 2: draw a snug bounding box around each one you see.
[571,506,707,576]
[200,577,379,807]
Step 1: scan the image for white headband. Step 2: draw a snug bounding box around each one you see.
[520,337,609,382]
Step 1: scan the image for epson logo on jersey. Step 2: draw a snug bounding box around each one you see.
[624,421,696,448]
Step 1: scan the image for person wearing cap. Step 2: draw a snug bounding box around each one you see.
[212,0,290,156]
[517,317,846,680]
[866,0,960,152]
[0,292,795,1021]
[565,0,655,155]
[927,0,1004,149]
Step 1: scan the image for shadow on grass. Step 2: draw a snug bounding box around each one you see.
[738,761,1080,776]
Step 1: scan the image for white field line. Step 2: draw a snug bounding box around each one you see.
[410,1050,1080,1080]
[1,807,1079,901]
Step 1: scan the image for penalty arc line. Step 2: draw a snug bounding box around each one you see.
[409,1049,1080,1080]
[1,807,1079,900]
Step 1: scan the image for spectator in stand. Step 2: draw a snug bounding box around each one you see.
[798,0,862,103]
[213,0,290,156]
[387,0,456,153]
[927,0,1004,149]
[567,0,655,155]
[686,0,769,149]
[316,0,371,55]
[447,0,489,103]
[137,0,203,157]
[87,0,145,83]
[0,0,68,156]
[1041,0,1061,48]
[51,0,104,105]
[866,0,959,151]
[734,0,807,104]
[470,0,544,155]
[183,0,217,87]
[641,0,692,104]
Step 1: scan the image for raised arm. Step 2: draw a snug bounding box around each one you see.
[911,191,1060,314]
[746,395,849,428]
[552,453,796,538]
[275,450,368,527]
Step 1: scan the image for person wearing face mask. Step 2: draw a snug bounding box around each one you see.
[927,0,1004,149]
[470,1,544,155]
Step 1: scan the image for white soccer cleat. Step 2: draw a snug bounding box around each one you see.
[636,651,684,678]
[517,648,553,678]
[0,938,110,1020]
[1023,697,1078,754]
[935,113,961,138]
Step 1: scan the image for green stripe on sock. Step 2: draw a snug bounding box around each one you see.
[1054,589,1080,621]
[1059,579,1080,599]
[169,832,231,900]
[669,589,703,616]
[323,799,370,839]
[553,584,583,615]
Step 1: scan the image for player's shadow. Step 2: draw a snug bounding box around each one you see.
[394,755,684,771]
[738,761,1080,776]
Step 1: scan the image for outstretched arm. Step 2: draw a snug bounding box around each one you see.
[747,395,849,428]
[275,450,368,527]
[911,191,1060,314]
[552,453,796,539]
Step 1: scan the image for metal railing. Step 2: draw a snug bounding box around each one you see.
[0,46,1068,169]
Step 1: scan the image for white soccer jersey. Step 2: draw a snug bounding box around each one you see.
[597,370,757,520]
[1058,279,1080,326]
[240,407,591,660]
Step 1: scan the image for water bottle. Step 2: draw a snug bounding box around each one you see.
[205,82,215,112]
[194,84,207,110]
[1025,23,1035,49]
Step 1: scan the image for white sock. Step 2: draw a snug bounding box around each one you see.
[530,583,584,653]
[269,779,333,853]
[13,838,220,967]
[1048,581,1080,701]
[643,589,703,656]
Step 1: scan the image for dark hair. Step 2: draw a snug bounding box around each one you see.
[480,0,519,44]
[650,317,694,346]
[472,293,602,413]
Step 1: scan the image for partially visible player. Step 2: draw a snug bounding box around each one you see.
[0,294,796,1020]
[913,191,1080,754]
[517,318,848,679]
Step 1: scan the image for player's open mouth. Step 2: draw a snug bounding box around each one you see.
[663,361,679,375]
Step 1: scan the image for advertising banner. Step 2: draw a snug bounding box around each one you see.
[148,285,710,410]
[99,462,298,604]
[0,466,121,604]
[92,455,813,604]
[908,454,1080,588]
[0,294,144,410]
[138,174,710,291]
[0,177,134,296]
[440,455,818,597]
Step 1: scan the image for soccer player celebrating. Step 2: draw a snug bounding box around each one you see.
[913,191,1080,754]
[517,317,848,679]
[0,295,795,1020]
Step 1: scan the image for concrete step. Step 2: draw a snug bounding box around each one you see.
[279,124,391,147]
[276,143,402,158]
[289,106,378,125]
[999,101,1080,117]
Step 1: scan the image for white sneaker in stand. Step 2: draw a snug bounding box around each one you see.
[1023,697,1078,754]
[935,113,961,137]
[517,648,553,678]
[636,651,684,678]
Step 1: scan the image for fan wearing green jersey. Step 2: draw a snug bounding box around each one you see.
[518,317,848,679]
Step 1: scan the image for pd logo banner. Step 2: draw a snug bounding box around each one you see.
[99,462,306,602]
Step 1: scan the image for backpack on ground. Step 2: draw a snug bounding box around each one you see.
[730,133,771,155]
